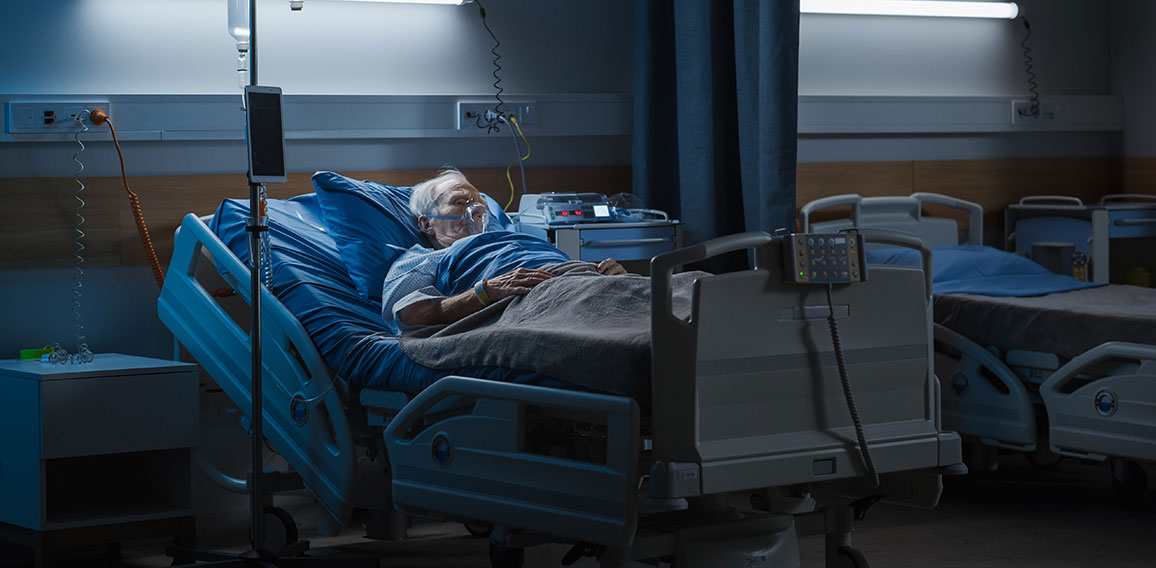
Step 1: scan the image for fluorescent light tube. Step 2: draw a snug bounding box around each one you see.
[801,0,1019,19]
[334,0,470,4]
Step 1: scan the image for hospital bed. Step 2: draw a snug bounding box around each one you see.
[158,172,963,567]
[801,192,1156,497]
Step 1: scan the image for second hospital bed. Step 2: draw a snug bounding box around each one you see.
[158,172,963,567]
[801,192,1156,496]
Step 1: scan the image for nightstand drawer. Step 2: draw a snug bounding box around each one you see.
[41,371,198,459]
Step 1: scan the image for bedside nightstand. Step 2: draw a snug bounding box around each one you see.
[0,353,199,567]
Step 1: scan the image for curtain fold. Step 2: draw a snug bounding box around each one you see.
[634,0,799,255]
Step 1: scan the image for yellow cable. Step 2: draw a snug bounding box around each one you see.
[502,116,532,211]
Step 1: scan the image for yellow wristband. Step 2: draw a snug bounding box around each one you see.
[474,279,492,306]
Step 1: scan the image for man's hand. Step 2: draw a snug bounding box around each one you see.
[484,267,554,300]
[597,258,627,275]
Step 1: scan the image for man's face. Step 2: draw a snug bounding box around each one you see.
[423,183,488,248]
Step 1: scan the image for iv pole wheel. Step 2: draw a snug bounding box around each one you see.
[835,546,869,568]
[488,541,525,568]
[249,506,299,552]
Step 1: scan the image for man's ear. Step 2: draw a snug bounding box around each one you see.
[417,215,434,235]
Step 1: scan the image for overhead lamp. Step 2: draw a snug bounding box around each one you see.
[289,0,469,8]
[801,0,1020,19]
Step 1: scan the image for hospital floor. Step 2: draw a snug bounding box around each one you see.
[3,454,1153,568]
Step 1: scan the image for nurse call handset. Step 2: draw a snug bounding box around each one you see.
[782,232,867,284]
[244,85,287,185]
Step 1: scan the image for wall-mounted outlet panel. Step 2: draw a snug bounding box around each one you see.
[1011,100,1064,125]
[7,101,111,133]
[457,100,538,130]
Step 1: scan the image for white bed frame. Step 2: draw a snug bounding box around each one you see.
[801,193,1156,494]
[159,211,964,567]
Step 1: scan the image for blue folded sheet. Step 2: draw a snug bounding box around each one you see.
[209,195,573,393]
[866,244,1104,297]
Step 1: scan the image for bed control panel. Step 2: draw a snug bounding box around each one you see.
[782,232,867,284]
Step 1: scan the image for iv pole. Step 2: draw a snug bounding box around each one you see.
[169,2,374,566]
[244,0,269,560]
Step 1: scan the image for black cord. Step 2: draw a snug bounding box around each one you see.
[1020,17,1040,118]
[473,0,506,134]
[826,284,880,489]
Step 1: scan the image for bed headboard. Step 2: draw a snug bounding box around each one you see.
[799,192,984,247]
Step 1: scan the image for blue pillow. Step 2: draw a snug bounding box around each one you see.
[311,171,515,302]
[312,171,427,301]
[866,244,1103,297]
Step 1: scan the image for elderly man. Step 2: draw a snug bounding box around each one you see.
[381,168,625,334]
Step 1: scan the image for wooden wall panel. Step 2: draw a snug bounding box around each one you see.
[2,166,632,270]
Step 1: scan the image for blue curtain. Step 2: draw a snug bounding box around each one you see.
[633,0,799,254]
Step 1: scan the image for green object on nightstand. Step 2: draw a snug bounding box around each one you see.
[18,345,53,360]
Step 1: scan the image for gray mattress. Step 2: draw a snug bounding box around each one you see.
[935,284,1156,359]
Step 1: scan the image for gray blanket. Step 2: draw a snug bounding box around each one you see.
[399,262,705,400]
[935,284,1156,359]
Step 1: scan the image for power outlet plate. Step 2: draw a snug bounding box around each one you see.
[457,100,537,130]
[1011,100,1064,125]
[7,101,112,133]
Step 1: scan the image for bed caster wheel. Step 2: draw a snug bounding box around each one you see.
[1111,459,1149,501]
[250,506,299,552]
[1024,446,1064,470]
[488,542,525,568]
[464,522,493,538]
[834,546,869,568]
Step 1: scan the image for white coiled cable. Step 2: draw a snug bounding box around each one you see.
[58,115,95,365]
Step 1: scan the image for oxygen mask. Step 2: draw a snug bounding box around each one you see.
[427,199,490,237]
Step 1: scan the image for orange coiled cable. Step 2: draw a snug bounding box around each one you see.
[90,109,165,291]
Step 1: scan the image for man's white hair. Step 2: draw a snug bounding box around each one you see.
[410,167,471,218]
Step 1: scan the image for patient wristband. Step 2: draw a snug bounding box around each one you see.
[474,279,493,306]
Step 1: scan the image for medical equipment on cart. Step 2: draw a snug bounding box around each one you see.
[802,192,1156,498]
[1006,194,1156,284]
[159,184,962,567]
[515,192,681,269]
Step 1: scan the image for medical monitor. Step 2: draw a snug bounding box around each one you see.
[244,85,287,184]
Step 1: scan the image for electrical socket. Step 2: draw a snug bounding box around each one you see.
[1011,100,1064,125]
[457,100,537,130]
[7,101,111,133]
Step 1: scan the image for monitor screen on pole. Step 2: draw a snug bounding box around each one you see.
[244,85,287,184]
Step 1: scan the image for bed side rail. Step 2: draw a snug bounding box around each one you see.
[1040,342,1156,462]
[383,376,641,548]
[933,324,1037,451]
[801,192,983,246]
[158,213,358,527]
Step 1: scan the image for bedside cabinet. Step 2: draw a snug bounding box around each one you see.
[0,353,198,567]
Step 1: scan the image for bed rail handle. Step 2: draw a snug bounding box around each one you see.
[1018,195,1084,207]
[1039,342,1156,396]
[857,227,933,302]
[911,192,985,245]
[384,376,636,440]
[649,232,774,327]
[1100,194,1156,205]
[799,193,863,232]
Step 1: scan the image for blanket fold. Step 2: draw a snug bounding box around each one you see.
[400,262,706,400]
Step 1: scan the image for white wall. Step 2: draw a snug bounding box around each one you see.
[1109,0,1156,157]
[0,0,631,96]
[797,0,1116,162]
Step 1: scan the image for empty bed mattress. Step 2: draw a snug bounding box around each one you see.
[868,244,1156,359]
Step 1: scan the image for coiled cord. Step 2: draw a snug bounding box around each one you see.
[826,285,879,488]
[67,117,94,364]
[91,110,165,290]
[1020,17,1040,118]
[473,0,506,133]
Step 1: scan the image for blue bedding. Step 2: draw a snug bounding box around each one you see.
[866,244,1104,297]
[435,231,571,296]
[209,195,572,393]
